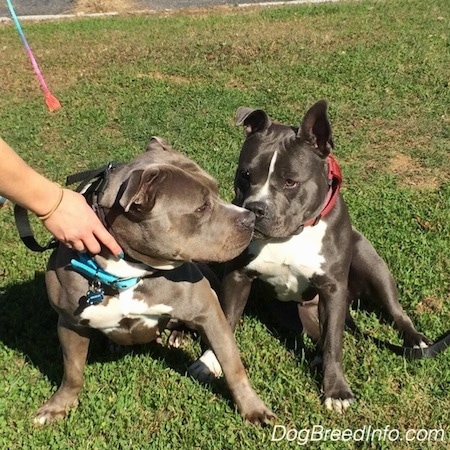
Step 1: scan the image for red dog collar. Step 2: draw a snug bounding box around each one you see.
[304,154,342,227]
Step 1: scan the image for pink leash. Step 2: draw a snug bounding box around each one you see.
[6,0,61,111]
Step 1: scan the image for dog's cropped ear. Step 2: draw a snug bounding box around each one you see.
[146,136,173,152]
[119,167,162,212]
[235,107,272,136]
[297,100,334,157]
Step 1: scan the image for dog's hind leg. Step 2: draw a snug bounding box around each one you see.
[34,318,91,425]
[350,229,431,348]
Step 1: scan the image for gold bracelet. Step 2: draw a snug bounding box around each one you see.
[37,187,64,221]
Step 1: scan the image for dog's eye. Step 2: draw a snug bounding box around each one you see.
[284,179,299,189]
[240,170,251,181]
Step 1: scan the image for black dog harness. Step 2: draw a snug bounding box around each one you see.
[13,162,144,305]
[66,161,117,230]
[14,162,117,253]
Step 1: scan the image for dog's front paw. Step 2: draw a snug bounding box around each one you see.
[242,402,276,425]
[34,398,79,425]
[323,379,354,414]
[234,386,276,425]
[189,349,223,382]
[324,396,354,414]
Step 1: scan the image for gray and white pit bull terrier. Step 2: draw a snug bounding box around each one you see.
[193,100,431,413]
[36,137,275,425]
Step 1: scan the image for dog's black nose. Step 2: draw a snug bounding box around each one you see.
[245,202,267,220]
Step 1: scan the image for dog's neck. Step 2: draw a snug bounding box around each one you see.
[94,253,184,278]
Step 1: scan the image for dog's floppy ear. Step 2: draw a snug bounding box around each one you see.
[119,167,163,212]
[235,107,272,136]
[297,100,334,157]
[146,136,173,152]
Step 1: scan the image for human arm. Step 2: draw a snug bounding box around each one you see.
[0,137,122,256]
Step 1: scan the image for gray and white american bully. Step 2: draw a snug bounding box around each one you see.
[35,137,275,425]
[192,101,431,414]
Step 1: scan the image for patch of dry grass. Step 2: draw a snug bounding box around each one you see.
[74,0,140,13]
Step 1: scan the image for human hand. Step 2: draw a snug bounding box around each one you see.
[41,188,123,256]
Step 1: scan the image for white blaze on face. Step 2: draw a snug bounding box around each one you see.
[244,151,278,205]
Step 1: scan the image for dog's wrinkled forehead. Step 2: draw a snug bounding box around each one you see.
[145,137,217,189]
[101,137,217,207]
[239,124,297,167]
[236,100,333,163]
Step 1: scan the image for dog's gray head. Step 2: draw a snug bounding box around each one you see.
[233,100,334,239]
[100,137,255,266]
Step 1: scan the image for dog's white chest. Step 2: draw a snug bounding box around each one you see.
[79,283,173,334]
[78,255,173,335]
[247,221,327,301]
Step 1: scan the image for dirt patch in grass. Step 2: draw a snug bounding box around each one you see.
[389,153,440,190]
[354,116,447,191]
[74,0,140,14]
[415,296,445,315]
[136,71,191,85]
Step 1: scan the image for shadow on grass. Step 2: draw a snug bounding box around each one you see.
[0,272,62,383]
[0,271,237,406]
[243,280,323,387]
[0,269,394,391]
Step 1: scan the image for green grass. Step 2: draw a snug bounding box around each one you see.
[1,0,449,448]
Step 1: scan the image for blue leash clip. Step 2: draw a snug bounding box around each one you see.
[70,253,141,305]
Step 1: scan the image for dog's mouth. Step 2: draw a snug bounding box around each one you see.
[253,223,296,241]
[252,228,271,240]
